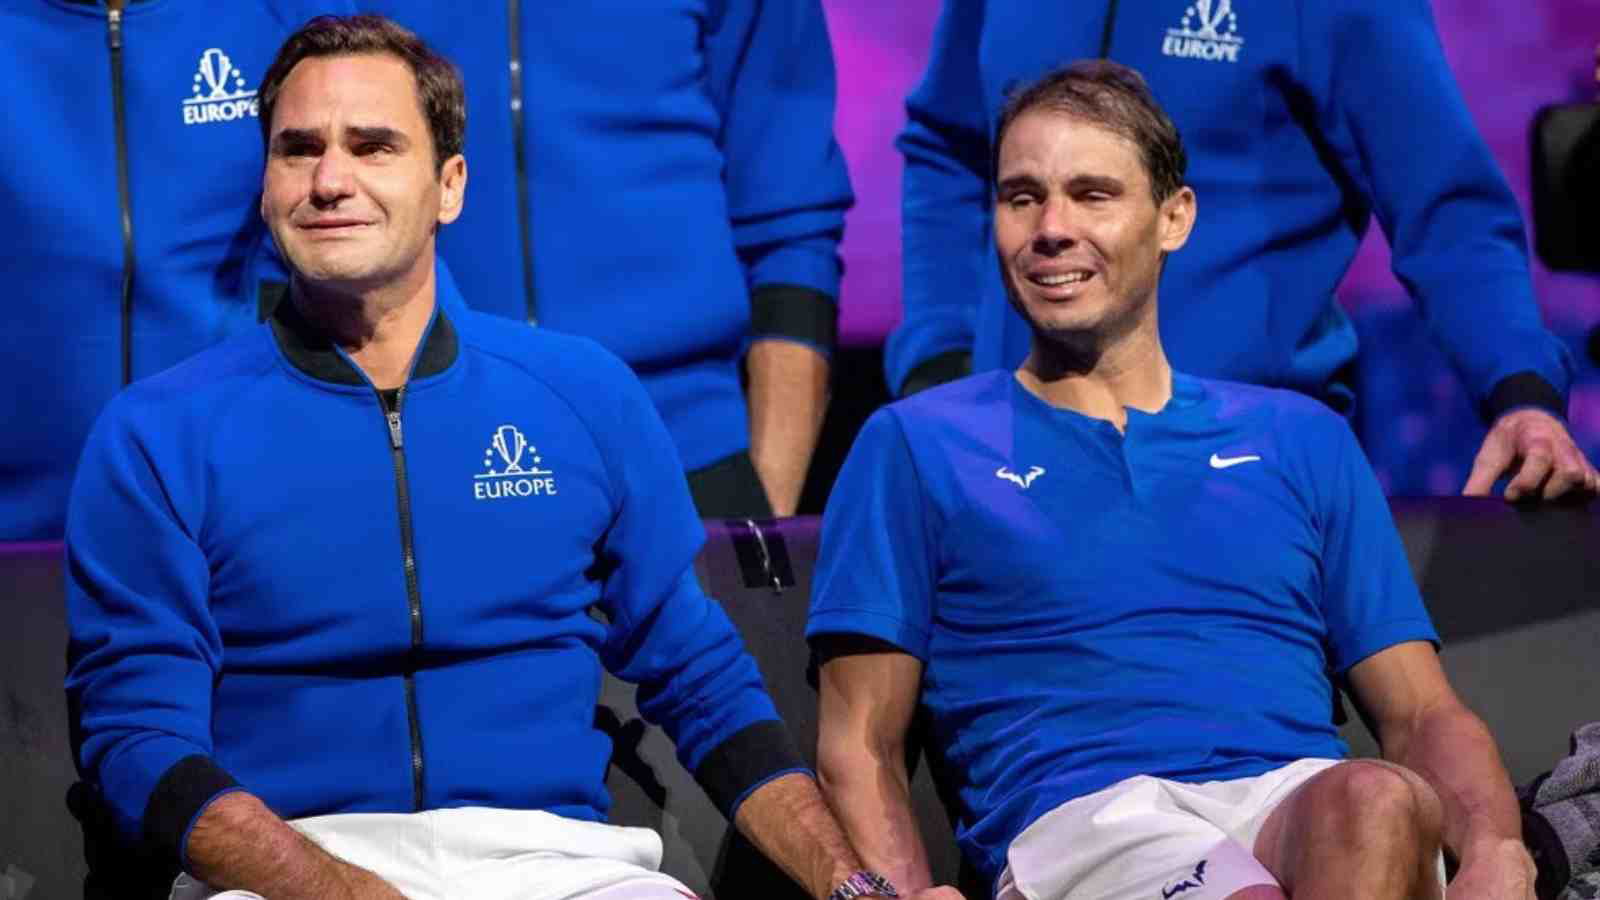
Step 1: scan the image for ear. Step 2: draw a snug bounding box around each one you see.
[437,154,467,226]
[1157,185,1196,253]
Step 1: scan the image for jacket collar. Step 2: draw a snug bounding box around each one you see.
[268,283,459,388]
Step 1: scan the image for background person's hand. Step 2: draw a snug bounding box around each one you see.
[903,887,967,900]
[1462,408,1600,501]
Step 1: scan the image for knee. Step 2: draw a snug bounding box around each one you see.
[1312,761,1443,844]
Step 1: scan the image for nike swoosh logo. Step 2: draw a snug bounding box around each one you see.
[1209,453,1261,469]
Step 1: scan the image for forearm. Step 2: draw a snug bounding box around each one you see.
[817,745,934,893]
[746,338,828,516]
[186,791,392,900]
[732,772,866,900]
[1386,704,1524,862]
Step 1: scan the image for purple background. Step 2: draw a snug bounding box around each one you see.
[819,0,1600,493]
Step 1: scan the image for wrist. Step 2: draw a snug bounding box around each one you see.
[828,870,899,900]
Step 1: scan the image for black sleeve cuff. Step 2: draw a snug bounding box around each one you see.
[143,754,241,865]
[899,350,972,397]
[806,633,908,690]
[1482,371,1566,422]
[750,284,838,353]
[691,718,808,819]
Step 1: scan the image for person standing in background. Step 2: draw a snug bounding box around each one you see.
[887,0,1597,502]
[0,0,353,540]
[360,0,854,517]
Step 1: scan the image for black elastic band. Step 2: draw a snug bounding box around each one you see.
[1482,371,1566,422]
[692,719,808,818]
[899,350,972,397]
[143,754,241,865]
[750,284,838,353]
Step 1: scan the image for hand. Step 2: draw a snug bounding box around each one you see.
[1446,839,1536,900]
[1461,409,1599,502]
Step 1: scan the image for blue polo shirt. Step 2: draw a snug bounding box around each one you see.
[808,370,1437,884]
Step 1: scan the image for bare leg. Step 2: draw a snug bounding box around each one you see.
[1223,887,1288,899]
[1252,760,1444,900]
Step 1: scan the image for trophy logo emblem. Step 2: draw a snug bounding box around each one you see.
[491,425,529,474]
[475,425,557,500]
[1162,0,1244,62]
[1190,0,1233,39]
[183,47,259,125]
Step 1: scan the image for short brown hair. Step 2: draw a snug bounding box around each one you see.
[258,14,465,172]
[995,60,1187,203]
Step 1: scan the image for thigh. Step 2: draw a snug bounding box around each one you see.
[1001,776,1281,900]
[451,852,695,900]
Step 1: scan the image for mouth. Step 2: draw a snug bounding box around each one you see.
[1025,269,1096,295]
[298,219,373,234]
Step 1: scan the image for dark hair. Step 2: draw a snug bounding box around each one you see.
[258,14,465,172]
[994,60,1187,203]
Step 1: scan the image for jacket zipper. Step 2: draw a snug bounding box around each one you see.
[381,387,426,810]
[1099,0,1120,58]
[107,0,136,385]
[507,0,538,325]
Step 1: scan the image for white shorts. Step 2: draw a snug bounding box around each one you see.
[170,806,697,900]
[998,758,1440,900]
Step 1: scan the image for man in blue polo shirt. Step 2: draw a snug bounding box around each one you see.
[810,61,1535,899]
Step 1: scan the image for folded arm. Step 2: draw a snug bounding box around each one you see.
[1349,641,1535,896]
[816,648,935,894]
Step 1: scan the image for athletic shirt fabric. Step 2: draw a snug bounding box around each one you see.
[807,370,1439,884]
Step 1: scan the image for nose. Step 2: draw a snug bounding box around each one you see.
[310,148,355,208]
[1031,197,1077,255]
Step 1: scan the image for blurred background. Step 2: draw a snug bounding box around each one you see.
[811,0,1600,502]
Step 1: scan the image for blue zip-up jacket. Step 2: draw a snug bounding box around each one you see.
[65,267,804,866]
[360,0,854,472]
[887,0,1572,419]
[0,0,352,540]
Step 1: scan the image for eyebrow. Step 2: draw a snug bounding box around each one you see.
[996,173,1128,196]
[346,126,410,149]
[270,125,412,152]
[997,174,1046,194]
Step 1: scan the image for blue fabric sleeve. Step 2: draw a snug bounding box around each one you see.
[885,0,988,396]
[709,0,852,302]
[581,351,792,784]
[64,398,229,845]
[1302,0,1573,412]
[1311,412,1440,672]
[807,408,937,659]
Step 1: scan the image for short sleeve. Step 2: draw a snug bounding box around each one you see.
[807,408,938,659]
[1314,416,1439,672]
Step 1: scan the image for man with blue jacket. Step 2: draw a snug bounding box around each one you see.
[814,61,1536,900]
[886,0,1597,503]
[0,0,358,541]
[65,16,938,900]
[357,0,855,518]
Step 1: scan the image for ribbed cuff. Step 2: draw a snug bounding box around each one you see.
[143,754,241,868]
[750,284,838,354]
[1483,372,1566,422]
[692,719,808,819]
[900,350,972,397]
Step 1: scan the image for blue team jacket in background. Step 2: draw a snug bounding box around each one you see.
[65,267,800,864]
[362,0,855,473]
[0,0,351,540]
[887,0,1573,416]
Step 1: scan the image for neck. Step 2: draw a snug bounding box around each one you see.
[1016,314,1171,431]
[291,258,437,391]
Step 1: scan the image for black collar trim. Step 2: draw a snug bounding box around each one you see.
[268,294,459,388]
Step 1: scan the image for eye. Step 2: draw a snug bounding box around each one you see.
[355,142,394,157]
[1004,192,1039,210]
